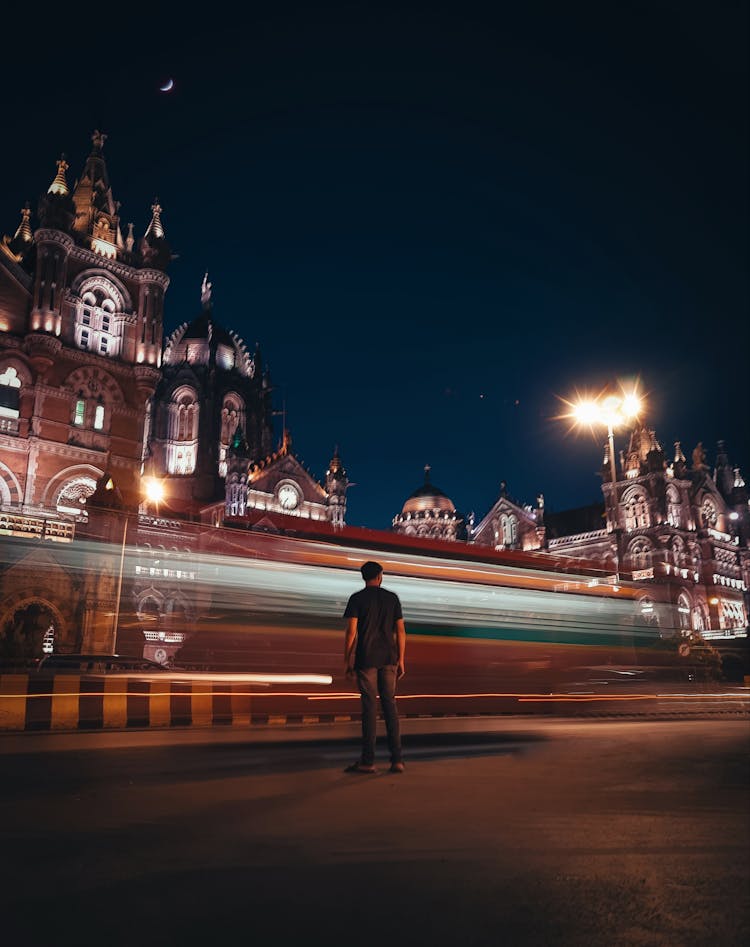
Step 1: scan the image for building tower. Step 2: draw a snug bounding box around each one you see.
[0,131,171,514]
[150,275,274,503]
[325,447,349,527]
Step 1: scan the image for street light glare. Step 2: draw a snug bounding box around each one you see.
[621,393,641,418]
[144,478,164,503]
[572,400,600,425]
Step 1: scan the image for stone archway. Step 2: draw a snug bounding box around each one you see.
[0,600,62,660]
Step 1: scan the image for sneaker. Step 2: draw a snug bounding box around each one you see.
[344,762,376,774]
[389,762,405,774]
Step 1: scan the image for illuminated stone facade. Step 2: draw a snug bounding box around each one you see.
[471,426,750,638]
[0,131,168,517]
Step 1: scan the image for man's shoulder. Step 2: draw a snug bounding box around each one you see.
[380,587,402,604]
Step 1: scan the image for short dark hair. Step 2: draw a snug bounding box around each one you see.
[360,560,383,582]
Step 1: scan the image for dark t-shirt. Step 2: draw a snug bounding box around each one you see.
[343,586,403,669]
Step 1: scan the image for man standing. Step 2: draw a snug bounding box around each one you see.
[343,560,406,774]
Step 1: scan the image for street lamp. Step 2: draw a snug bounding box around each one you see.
[564,385,644,584]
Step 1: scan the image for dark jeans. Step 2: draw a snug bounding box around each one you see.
[355,666,402,765]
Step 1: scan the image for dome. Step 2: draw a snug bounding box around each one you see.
[393,467,461,541]
[399,467,457,515]
[401,481,456,515]
[163,310,255,377]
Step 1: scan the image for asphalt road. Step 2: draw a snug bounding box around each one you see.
[1,718,748,947]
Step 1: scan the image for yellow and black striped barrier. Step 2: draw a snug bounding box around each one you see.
[0,674,357,732]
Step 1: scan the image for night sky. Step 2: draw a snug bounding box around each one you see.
[2,1,747,528]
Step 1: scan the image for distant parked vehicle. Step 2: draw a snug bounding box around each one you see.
[36,653,169,674]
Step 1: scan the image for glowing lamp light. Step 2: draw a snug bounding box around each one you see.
[729,512,739,521]
[572,400,600,425]
[564,383,644,433]
[709,597,719,606]
[144,478,164,504]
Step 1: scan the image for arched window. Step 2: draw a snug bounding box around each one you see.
[500,513,518,546]
[167,387,199,475]
[0,365,22,423]
[623,490,650,531]
[75,280,123,357]
[672,536,687,568]
[701,497,717,528]
[55,476,97,517]
[666,485,681,528]
[677,591,692,632]
[628,538,652,571]
[219,393,245,477]
[94,404,105,430]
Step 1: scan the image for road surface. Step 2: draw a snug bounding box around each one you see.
[1,718,748,946]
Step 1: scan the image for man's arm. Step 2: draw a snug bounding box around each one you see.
[344,617,358,676]
[395,617,406,678]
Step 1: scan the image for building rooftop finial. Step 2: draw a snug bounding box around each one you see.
[48,155,69,196]
[91,129,107,152]
[201,271,212,307]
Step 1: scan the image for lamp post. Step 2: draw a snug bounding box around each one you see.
[566,387,643,585]
[112,477,164,653]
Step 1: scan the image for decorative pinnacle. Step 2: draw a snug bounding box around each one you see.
[146,199,165,240]
[91,129,107,152]
[424,464,431,483]
[14,204,33,243]
[48,155,69,196]
[201,272,212,307]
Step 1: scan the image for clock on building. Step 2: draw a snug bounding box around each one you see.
[277,483,300,510]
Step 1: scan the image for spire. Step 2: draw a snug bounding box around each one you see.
[48,156,69,196]
[144,199,165,241]
[281,429,292,453]
[674,441,686,464]
[72,129,122,255]
[424,464,431,485]
[13,204,33,244]
[2,203,34,261]
[201,272,212,308]
[91,129,107,153]
[328,445,342,474]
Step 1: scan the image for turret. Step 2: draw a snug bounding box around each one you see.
[325,447,349,527]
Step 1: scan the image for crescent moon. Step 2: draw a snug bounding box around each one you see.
[159,78,174,92]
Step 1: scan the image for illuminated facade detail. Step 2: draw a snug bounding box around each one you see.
[224,435,347,527]
[0,365,22,424]
[536,427,749,639]
[627,538,653,571]
[471,481,544,552]
[55,476,98,517]
[393,466,462,541]
[623,488,650,531]
[0,131,170,513]
[151,279,273,503]
[701,497,718,528]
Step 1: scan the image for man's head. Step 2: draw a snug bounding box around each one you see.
[360,560,383,585]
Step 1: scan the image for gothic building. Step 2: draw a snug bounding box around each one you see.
[148,274,275,505]
[0,132,349,528]
[0,131,746,666]
[0,130,169,516]
[0,132,348,662]
[469,426,749,638]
